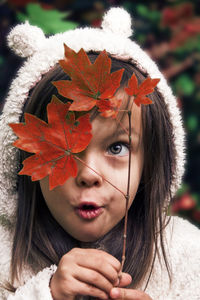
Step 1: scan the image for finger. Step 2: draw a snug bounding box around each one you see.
[74,248,121,272]
[63,277,109,300]
[74,266,114,294]
[75,280,110,300]
[73,249,120,284]
[79,261,119,286]
[118,273,132,287]
[110,288,153,299]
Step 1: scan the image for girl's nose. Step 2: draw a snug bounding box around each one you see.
[75,156,103,188]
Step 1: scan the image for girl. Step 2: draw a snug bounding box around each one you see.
[0,7,199,300]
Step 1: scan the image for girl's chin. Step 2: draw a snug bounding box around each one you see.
[67,226,110,242]
[64,213,121,242]
[71,230,107,242]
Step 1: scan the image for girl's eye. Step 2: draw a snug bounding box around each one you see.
[107,142,129,157]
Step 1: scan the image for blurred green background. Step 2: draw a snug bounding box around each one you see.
[0,0,200,227]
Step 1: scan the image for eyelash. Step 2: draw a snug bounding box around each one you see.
[107,142,130,157]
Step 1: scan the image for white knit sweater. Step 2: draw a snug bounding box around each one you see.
[0,216,199,300]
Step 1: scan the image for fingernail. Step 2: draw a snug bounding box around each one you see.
[110,288,120,299]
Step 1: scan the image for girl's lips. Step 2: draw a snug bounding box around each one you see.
[75,202,103,220]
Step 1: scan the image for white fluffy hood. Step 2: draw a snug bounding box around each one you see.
[0,7,185,224]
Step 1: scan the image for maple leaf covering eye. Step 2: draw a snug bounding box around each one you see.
[9,96,92,190]
[52,44,124,118]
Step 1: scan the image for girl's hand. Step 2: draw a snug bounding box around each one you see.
[50,248,132,300]
[110,287,153,300]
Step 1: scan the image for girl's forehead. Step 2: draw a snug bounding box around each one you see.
[92,91,142,139]
[113,89,142,134]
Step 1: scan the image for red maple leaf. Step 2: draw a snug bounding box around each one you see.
[9,96,92,190]
[125,74,160,106]
[53,44,124,116]
[98,97,122,119]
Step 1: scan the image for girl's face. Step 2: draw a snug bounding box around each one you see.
[40,91,144,242]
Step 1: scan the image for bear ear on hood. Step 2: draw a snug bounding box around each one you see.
[7,7,133,59]
[8,21,46,58]
[101,7,133,38]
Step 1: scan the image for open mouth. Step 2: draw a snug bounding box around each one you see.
[76,202,103,220]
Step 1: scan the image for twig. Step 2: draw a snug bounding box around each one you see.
[73,155,126,197]
[119,109,132,275]
[116,118,129,136]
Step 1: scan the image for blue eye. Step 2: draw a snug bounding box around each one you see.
[108,142,129,157]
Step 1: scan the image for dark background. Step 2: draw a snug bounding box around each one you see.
[0,0,200,227]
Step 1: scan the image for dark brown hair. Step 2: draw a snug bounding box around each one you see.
[9,54,176,292]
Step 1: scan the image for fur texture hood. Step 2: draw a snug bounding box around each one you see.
[0,7,185,226]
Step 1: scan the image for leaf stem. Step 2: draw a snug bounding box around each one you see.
[116,118,129,136]
[73,155,126,197]
[119,109,132,275]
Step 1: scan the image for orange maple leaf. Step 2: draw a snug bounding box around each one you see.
[53,44,124,117]
[98,97,122,119]
[9,96,92,190]
[125,74,160,106]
